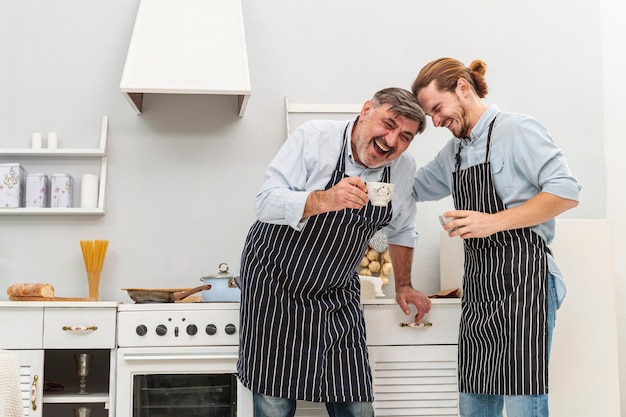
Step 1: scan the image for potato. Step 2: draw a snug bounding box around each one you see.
[367,260,381,273]
[366,248,380,261]
[381,262,393,276]
[359,268,372,276]
[381,250,391,263]
[359,256,370,267]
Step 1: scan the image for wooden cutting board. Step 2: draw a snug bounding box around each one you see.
[9,296,95,301]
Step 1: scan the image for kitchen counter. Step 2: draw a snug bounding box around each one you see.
[0,300,119,308]
[0,299,459,307]
[360,297,461,305]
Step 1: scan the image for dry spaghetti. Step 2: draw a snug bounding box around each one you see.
[80,240,109,271]
[80,240,108,300]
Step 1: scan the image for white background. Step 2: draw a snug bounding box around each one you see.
[0,0,624,412]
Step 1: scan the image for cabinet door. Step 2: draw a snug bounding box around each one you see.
[369,345,458,416]
[15,349,45,417]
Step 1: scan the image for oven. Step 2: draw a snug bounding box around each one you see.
[116,302,252,417]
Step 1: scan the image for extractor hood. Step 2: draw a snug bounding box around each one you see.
[120,0,251,117]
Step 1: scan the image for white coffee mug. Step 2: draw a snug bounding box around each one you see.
[366,182,395,206]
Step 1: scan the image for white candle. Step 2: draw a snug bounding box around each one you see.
[80,173,99,208]
[31,132,42,149]
[47,132,58,149]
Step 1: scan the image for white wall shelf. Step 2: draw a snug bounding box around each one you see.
[285,96,361,136]
[0,116,108,215]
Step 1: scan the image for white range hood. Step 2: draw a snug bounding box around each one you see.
[120,0,251,117]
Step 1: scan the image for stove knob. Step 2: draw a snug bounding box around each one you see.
[136,325,148,336]
[186,324,198,336]
[156,324,167,336]
[205,324,217,335]
[225,323,237,335]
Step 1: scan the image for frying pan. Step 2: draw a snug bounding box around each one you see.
[122,284,211,303]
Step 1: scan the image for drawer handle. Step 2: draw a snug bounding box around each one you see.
[399,322,432,328]
[63,325,99,332]
[31,374,38,410]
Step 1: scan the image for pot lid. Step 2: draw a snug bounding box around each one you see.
[203,262,233,279]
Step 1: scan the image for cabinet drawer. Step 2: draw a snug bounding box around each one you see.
[43,308,116,348]
[364,301,461,346]
[0,308,43,348]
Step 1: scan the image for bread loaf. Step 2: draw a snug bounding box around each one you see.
[7,283,55,298]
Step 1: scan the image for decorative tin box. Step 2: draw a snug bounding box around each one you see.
[0,163,25,208]
[25,173,48,208]
[50,173,73,208]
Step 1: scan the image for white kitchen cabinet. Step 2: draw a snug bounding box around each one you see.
[363,299,461,417]
[14,348,44,417]
[368,345,458,416]
[0,302,118,417]
[0,115,108,215]
[291,300,461,417]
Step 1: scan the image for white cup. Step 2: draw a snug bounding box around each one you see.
[366,182,395,206]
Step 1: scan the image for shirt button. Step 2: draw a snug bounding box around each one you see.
[469,146,474,150]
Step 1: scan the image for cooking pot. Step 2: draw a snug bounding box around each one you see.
[122,285,211,303]
[199,263,241,302]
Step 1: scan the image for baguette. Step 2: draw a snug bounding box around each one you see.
[7,283,55,298]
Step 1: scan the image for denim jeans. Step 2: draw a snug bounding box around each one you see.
[458,274,557,417]
[253,392,374,417]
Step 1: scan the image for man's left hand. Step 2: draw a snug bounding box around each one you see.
[395,284,431,324]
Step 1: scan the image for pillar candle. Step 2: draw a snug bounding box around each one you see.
[31,132,42,149]
[80,173,99,208]
[47,132,58,149]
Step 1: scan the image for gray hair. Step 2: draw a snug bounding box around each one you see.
[370,87,426,134]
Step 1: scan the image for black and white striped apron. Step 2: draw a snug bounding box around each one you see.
[237,125,391,402]
[454,116,550,395]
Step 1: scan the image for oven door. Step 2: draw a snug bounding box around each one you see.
[116,346,252,417]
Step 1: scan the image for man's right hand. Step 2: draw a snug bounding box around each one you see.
[303,176,368,218]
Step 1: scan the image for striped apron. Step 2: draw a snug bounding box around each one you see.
[454,116,550,395]
[237,125,392,402]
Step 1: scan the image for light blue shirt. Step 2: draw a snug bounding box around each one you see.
[256,118,419,248]
[413,104,581,306]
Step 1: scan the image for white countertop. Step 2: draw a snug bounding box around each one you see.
[360,297,461,305]
[0,301,119,308]
[0,298,460,308]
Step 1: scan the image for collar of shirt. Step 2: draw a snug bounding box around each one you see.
[469,104,501,143]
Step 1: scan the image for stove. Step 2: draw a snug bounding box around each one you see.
[117,302,240,348]
[116,302,252,417]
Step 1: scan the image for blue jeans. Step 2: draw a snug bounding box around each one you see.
[253,392,374,417]
[458,274,557,417]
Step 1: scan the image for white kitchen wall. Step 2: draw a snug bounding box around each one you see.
[1,0,624,413]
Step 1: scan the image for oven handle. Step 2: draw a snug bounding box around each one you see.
[122,352,238,361]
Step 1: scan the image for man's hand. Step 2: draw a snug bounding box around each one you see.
[395,284,431,324]
[442,210,497,239]
[303,176,368,218]
[442,192,579,239]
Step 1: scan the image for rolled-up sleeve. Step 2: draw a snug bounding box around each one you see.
[507,116,581,204]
